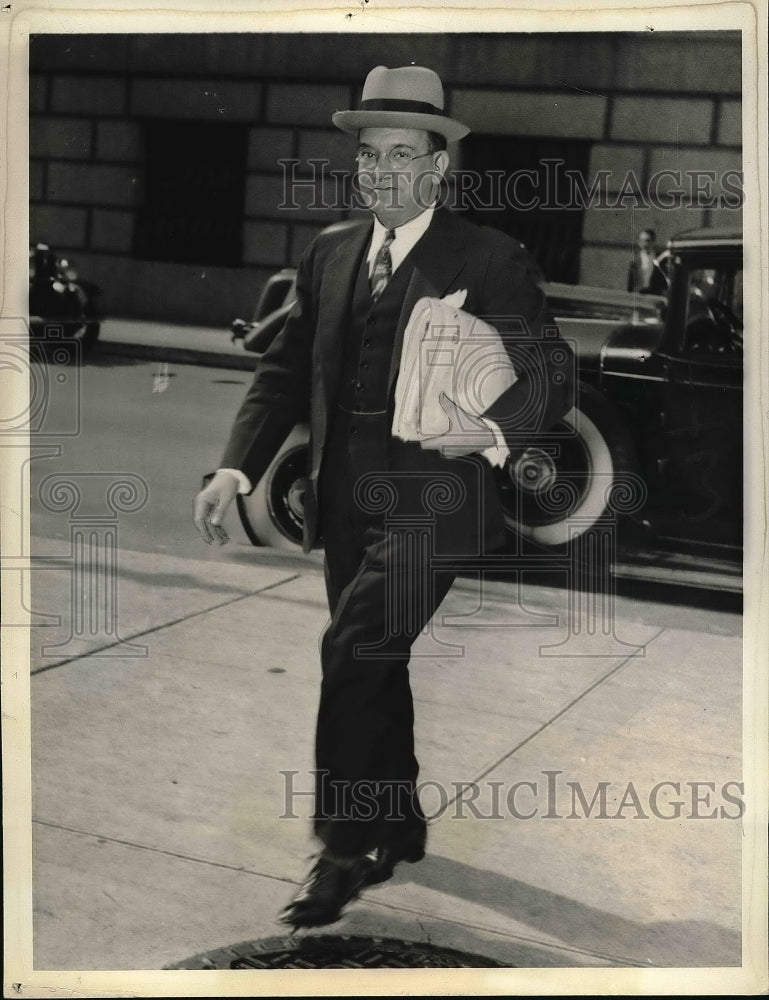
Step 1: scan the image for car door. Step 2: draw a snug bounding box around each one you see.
[654,257,743,552]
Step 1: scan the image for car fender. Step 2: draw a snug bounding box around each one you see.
[599,320,665,379]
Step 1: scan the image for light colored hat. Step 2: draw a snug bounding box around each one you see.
[332,65,470,142]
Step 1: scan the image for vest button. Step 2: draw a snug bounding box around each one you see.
[360,361,369,370]
[363,339,372,349]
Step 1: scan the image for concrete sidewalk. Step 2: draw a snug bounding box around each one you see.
[27,533,744,973]
[96,317,256,370]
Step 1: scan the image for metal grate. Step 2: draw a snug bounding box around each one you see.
[166,934,509,970]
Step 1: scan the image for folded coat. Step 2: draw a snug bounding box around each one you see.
[392,296,518,451]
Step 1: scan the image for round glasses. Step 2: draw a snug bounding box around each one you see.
[355,146,437,170]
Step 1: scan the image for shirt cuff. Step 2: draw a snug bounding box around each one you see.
[218,467,252,494]
[479,417,510,468]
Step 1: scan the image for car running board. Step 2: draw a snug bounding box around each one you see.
[612,550,742,593]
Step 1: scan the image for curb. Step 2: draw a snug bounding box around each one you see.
[95,339,256,371]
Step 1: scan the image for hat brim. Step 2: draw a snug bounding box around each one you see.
[332,109,469,142]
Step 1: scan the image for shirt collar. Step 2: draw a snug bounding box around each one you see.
[367,205,436,261]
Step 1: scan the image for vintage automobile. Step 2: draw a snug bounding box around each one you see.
[29,243,103,358]
[232,226,743,592]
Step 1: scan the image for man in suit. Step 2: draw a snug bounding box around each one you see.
[193,65,575,928]
[627,228,668,294]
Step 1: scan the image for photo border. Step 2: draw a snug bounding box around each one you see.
[2,2,767,996]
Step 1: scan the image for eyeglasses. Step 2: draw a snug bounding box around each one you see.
[355,146,436,170]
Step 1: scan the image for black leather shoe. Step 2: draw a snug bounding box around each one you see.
[279,855,373,929]
[361,825,427,887]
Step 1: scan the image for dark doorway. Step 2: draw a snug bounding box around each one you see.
[457,136,592,283]
[134,120,247,267]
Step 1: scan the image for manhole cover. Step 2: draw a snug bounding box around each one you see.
[166,934,510,969]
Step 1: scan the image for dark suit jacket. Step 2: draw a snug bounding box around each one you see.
[221,208,575,553]
[627,252,668,294]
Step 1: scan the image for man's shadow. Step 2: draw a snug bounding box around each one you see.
[364,851,741,968]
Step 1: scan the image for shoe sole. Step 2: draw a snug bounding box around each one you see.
[279,872,369,928]
[361,846,425,887]
[279,908,344,929]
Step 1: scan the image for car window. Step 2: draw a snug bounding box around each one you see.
[683,265,743,356]
[732,269,743,326]
[654,250,674,288]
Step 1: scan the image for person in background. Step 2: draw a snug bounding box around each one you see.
[627,228,667,294]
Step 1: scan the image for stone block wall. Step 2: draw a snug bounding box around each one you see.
[29,31,742,324]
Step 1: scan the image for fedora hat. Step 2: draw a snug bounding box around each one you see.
[332,65,470,142]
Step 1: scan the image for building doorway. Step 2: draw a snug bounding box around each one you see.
[134,120,247,267]
[457,136,592,283]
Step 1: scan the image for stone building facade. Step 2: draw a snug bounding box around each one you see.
[29,31,742,325]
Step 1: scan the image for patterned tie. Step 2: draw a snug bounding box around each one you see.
[370,229,396,300]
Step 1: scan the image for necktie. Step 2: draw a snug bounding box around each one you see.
[370,229,395,300]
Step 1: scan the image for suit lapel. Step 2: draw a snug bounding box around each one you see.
[387,209,469,393]
[314,210,469,408]
[317,220,372,405]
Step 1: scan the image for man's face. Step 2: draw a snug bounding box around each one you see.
[638,231,654,251]
[356,127,445,228]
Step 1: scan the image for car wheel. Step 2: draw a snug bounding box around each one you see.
[79,320,101,351]
[237,425,309,550]
[495,383,643,555]
[36,320,101,364]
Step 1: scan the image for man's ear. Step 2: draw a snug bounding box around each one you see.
[434,150,450,177]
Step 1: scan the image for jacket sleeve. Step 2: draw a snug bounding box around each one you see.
[218,242,316,491]
[477,241,575,463]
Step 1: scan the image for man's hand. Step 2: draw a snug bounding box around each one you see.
[429,394,496,457]
[193,470,240,545]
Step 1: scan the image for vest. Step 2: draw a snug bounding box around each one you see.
[320,240,505,554]
[338,250,415,416]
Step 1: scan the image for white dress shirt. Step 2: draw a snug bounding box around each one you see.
[638,248,654,289]
[366,206,435,276]
[221,206,508,494]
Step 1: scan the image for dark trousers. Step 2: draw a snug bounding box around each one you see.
[314,409,457,859]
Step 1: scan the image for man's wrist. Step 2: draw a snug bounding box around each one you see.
[217,468,252,494]
[479,417,509,468]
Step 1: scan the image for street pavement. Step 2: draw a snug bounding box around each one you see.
[97,316,255,370]
[15,320,758,986]
[28,532,745,974]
